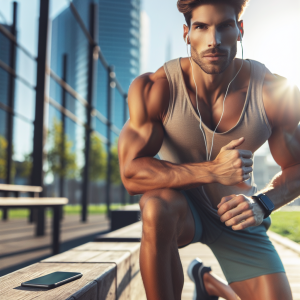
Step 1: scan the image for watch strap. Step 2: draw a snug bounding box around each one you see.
[252,193,275,219]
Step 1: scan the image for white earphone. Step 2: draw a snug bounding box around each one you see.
[185,29,244,161]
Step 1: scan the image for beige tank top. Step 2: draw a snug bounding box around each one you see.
[158,57,272,219]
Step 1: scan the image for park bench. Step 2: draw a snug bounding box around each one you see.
[0,197,68,255]
[110,203,141,231]
[0,183,42,221]
[0,221,146,300]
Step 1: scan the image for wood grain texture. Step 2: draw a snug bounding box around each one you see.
[99,222,142,239]
[41,249,132,300]
[0,184,42,193]
[0,262,116,300]
[74,242,140,253]
[0,198,68,206]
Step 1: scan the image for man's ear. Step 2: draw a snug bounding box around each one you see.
[237,20,244,41]
[183,24,189,44]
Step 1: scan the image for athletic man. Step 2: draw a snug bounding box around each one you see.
[118,0,300,299]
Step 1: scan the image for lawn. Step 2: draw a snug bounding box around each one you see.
[0,204,126,219]
[270,211,300,244]
[1,207,299,244]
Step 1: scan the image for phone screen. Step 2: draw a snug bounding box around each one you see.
[22,271,82,288]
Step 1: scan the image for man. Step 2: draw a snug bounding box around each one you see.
[118,0,300,299]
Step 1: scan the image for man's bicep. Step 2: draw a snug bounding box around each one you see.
[118,75,165,178]
[268,125,300,169]
[118,120,164,178]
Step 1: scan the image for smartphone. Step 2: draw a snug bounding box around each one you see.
[21,271,83,289]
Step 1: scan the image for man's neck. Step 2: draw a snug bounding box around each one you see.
[188,58,243,106]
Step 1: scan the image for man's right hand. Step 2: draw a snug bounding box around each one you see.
[212,137,253,186]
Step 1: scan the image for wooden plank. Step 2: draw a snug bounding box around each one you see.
[103,221,142,238]
[41,250,132,300]
[74,242,141,253]
[0,262,116,300]
[96,221,142,241]
[0,215,110,275]
[0,184,42,193]
[0,198,68,206]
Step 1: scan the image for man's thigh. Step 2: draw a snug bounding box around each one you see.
[139,188,195,246]
[230,272,293,300]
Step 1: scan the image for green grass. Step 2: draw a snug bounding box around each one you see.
[0,204,127,219]
[270,211,300,244]
[2,207,299,244]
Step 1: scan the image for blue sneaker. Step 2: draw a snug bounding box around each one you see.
[187,258,219,300]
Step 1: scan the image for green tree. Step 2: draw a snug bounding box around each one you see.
[88,132,107,181]
[18,153,32,178]
[0,135,7,180]
[87,135,121,184]
[47,118,78,179]
[110,137,121,185]
[0,135,16,181]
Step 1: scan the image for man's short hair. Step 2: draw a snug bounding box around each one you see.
[177,0,250,28]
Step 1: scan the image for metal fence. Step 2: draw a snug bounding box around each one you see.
[0,0,138,224]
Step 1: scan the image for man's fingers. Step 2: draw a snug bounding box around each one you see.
[242,166,253,174]
[238,150,253,159]
[231,217,256,230]
[217,195,244,216]
[220,201,252,223]
[224,210,254,227]
[217,195,236,208]
[241,158,253,167]
[223,137,245,150]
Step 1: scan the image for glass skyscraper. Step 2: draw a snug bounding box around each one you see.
[48,0,141,203]
[50,0,141,135]
[0,24,11,139]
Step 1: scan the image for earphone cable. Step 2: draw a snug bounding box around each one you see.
[186,33,244,161]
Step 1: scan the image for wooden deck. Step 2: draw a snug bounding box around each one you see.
[1,215,299,299]
[0,214,110,276]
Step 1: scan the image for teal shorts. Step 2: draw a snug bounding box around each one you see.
[180,190,285,284]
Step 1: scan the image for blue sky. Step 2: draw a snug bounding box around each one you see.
[1,0,299,85]
[1,0,300,160]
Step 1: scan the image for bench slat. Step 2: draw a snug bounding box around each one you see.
[0,198,68,206]
[0,184,42,193]
[41,250,131,299]
[0,262,116,300]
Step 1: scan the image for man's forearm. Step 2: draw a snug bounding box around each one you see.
[256,163,300,210]
[123,157,215,195]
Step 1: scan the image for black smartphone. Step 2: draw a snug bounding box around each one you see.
[21,271,83,289]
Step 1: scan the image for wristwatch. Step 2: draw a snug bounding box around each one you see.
[251,193,275,219]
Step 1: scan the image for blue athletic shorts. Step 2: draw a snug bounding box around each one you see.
[180,190,285,284]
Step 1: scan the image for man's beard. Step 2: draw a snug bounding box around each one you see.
[190,43,237,75]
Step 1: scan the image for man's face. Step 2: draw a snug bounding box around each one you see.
[186,4,241,74]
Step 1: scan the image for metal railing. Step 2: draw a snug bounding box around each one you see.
[0,0,135,226]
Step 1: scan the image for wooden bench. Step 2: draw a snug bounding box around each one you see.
[0,197,68,255]
[0,222,146,300]
[110,204,141,231]
[0,184,42,221]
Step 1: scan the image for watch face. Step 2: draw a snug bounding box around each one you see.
[260,194,275,210]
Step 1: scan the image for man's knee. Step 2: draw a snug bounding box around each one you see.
[140,189,183,242]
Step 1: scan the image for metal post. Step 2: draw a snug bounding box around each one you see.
[106,65,114,218]
[32,0,49,236]
[2,2,17,221]
[121,94,127,205]
[81,3,98,222]
[59,54,67,220]
[52,205,60,254]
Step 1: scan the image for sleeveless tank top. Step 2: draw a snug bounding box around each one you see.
[158,57,272,220]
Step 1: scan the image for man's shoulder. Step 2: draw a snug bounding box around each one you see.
[128,65,170,122]
[130,65,169,90]
[262,65,300,129]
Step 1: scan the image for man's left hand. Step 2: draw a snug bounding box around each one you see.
[217,194,265,230]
